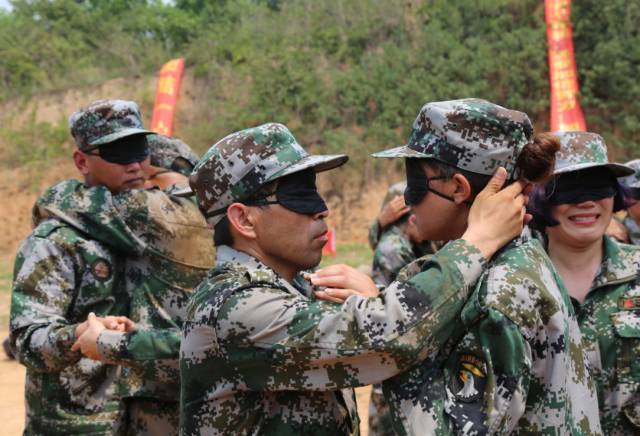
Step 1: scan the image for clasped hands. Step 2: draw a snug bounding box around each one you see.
[71,312,136,361]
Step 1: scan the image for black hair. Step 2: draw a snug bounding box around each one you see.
[213,216,233,247]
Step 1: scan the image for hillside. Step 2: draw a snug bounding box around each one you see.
[0,70,401,268]
[1,0,639,263]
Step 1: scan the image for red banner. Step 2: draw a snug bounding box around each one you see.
[150,58,185,136]
[322,228,337,256]
[545,0,586,131]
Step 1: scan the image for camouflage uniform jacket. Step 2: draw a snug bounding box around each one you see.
[180,240,487,435]
[371,224,438,287]
[10,212,127,434]
[622,216,640,246]
[383,228,602,435]
[34,180,214,402]
[572,235,640,434]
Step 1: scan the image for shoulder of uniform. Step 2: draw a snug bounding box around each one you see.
[195,263,282,299]
[473,240,561,333]
[32,218,69,239]
[612,239,640,265]
[188,263,284,317]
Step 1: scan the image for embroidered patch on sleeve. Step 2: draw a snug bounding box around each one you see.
[450,354,487,403]
[91,258,113,281]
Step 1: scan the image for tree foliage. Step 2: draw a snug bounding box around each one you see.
[0,0,638,165]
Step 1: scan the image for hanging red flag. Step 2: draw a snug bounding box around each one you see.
[150,58,185,136]
[545,0,586,132]
[322,228,337,256]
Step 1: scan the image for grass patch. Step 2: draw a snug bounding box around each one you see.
[320,242,372,269]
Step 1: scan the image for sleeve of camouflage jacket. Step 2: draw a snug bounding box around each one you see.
[371,232,415,287]
[97,328,181,363]
[368,219,382,250]
[10,236,82,372]
[215,239,486,389]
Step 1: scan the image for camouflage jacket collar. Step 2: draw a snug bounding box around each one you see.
[215,245,314,298]
[592,235,640,290]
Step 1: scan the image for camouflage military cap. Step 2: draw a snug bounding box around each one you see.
[553,131,633,177]
[620,159,640,188]
[186,123,348,225]
[372,98,533,177]
[148,134,199,176]
[69,99,152,150]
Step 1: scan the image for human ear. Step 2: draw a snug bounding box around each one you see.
[227,203,258,240]
[73,150,90,176]
[451,173,472,204]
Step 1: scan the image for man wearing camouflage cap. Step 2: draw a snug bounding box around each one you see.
[529,131,638,434]
[143,134,199,191]
[30,132,213,435]
[179,121,528,435]
[320,99,601,434]
[10,99,153,434]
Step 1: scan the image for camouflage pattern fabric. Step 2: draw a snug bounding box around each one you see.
[569,235,640,434]
[620,159,640,189]
[69,99,151,150]
[368,219,383,250]
[34,179,214,435]
[552,131,633,177]
[10,213,127,434]
[383,228,602,435]
[180,240,487,435]
[367,182,406,250]
[369,224,437,436]
[371,225,440,288]
[372,99,533,178]
[147,134,199,177]
[623,216,640,246]
[187,122,348,226]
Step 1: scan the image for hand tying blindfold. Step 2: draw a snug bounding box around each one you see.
[83,135,150,165]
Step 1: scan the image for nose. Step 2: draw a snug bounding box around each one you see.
[575,200,596,208]
[123,161,142,172]
[313,209,329,220]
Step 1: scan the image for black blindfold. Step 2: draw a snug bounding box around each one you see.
[546,168,617,205]
[85,135,150,165]
[245,168,328,215]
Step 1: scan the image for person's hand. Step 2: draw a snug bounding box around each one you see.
[378,195,410,228]
[101,316,137,333]
[75,315,136,338]
[71,312,105,360]
[306,265,380,304]
[606,218,629,243]
[462,167,528,260]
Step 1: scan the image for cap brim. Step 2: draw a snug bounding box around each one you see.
[269,154,349,180]
[89,128,154,146]
[555,162,634,177]
[371,145,429,159]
